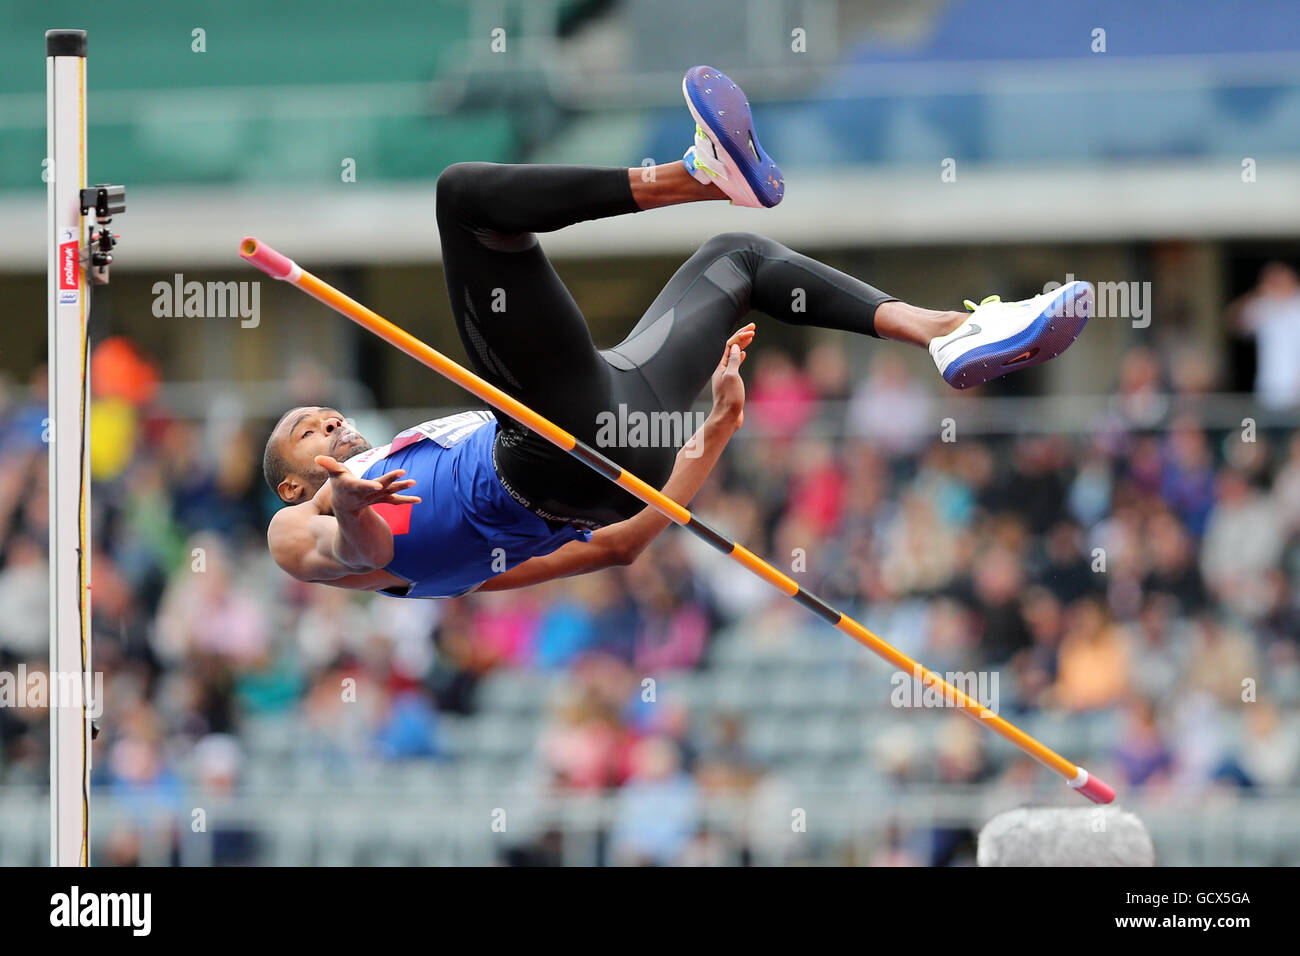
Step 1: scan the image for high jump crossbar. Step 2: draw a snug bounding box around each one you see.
[240,237,1116,804]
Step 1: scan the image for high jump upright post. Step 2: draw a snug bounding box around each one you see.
[46,27,97,867]
[46,26,123,867]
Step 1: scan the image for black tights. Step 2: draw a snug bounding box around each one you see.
[435,162,895,526]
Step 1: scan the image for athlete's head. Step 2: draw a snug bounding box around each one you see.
[263,406,372,503]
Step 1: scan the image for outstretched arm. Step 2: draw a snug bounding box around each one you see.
[268,462,421,582]
[476,324,753,592]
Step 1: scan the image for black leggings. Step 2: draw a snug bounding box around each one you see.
[435,162,895,527]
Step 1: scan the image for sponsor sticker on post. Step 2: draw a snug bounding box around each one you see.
[57,227,79,304]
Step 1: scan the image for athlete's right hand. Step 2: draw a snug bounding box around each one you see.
[710,323,753,430]
[314,456,422,512]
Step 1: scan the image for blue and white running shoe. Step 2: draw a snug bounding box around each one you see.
[929,281,1094,389]
[681,65,784,208]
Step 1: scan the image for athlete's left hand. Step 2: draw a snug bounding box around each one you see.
[315,456,422,512]
[710,323,753,430]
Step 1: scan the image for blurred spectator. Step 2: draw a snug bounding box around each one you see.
[1052,598,1131,712]
[1038,520,1096,604]
[1113,697,1173,789]
[1067,447,1113,528]
[1230,261,1300,409]
[868,820,924,867]
[694,712,762,794]
[609,736,699,865]
[784,439,846,536]
[805,342,852,402]
[1200,468,1285,620]
[626,556,708,672]
[1127,594,1184,703]
[997,437,1069,534]
[1112,348,1169,429]
[294,585,373,671]
[106,714,184,827]
[1142,509,1206,614]
[880,491,959,596]
[89,336,160,483]
[1183,613,1258,707]
[1160,417,1217,536]
[1257,570,1300,652]
[967,545,1033,665]
[154,532,270,667]
[191,733,260,865]
[540,687,629,791]
[0,532,48,658]
[847,352,933,454]
[372,690,443,761]
[746,349,817,438]
[1234,701,1300,789]
[1271,432,1300,534]
[1171,691,1231,791]
[1013,587,1063,708]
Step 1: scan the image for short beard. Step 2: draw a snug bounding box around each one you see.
[334,438,372,461]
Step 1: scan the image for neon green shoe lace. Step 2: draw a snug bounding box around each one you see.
[963,294,1000,311]
[692,125,720,177]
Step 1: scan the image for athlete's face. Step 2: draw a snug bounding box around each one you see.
[273,406,372,502]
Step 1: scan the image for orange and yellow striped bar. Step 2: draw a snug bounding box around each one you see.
[240,237,1116,804]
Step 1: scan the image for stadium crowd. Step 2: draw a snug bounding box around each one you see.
[1,326,1299,865]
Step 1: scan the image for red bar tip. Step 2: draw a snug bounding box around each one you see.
[239,237,297,280]
[1069,767,1116,804]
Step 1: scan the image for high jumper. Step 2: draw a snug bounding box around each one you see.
[259,66,1092,603]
